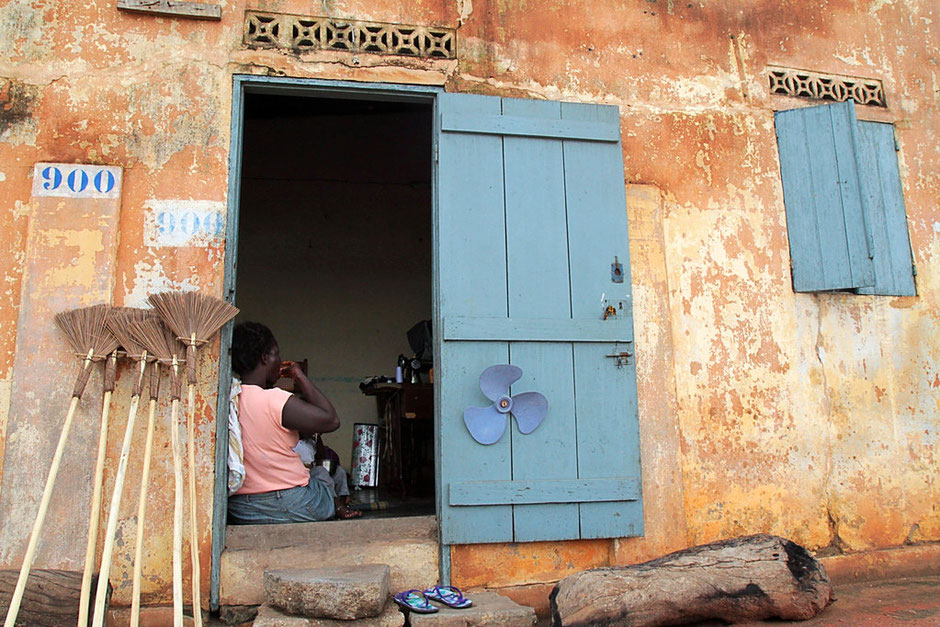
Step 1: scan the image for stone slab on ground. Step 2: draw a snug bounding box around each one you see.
[252,599,405,626]
[264,564,390,619]
[409,590,536,626]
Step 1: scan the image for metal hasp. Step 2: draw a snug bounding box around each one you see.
[117,0,222,20]
[611,256,624,283]
[464,365,548,445]
[605,342,634,368]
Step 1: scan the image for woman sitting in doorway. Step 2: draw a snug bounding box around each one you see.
[228,321,361,523]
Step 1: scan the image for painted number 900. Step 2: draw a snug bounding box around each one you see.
[41,165,116,194]
[156,211,224,237]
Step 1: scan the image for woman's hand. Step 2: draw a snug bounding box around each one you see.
[280,360,304,381]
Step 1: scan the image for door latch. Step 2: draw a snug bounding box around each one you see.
[605,343,634,368]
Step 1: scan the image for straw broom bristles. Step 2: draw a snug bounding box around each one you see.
[126,315,187,627]
[107,308,157,391]
[148,291,240,384]
[55,304,120,397]
[4,305,118,627]
[148,291,238,627]
[128,316,185,404]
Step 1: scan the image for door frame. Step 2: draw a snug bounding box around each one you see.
[211,75,443,611]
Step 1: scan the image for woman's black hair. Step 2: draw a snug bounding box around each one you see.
[231,321,276,376]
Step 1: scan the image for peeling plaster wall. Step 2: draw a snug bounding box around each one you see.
[0,0,937,608]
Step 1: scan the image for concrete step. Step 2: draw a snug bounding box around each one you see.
[408,590,537,626]
[221,515,438,608]
[253,600,405,626]
[264,564,390,619]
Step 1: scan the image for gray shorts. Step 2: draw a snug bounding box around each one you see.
[228,466,336,524]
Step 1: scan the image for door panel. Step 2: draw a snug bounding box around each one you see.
[503,98,581,542]
[437,93,512,544]
[562,102,643,539]
[436,93,643,544]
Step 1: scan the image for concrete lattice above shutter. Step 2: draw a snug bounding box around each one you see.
[768,66,886,107]
[244,11,455,59]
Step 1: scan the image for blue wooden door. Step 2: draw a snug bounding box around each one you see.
[435,93,642,544]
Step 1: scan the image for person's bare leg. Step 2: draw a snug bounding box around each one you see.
[333,465,351,506]
[332,468,360,518]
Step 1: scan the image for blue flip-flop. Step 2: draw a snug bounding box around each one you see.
[424,585,472,609]
[393,589,438,613]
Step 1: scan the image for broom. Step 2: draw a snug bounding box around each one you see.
[76,325,121,627]
[125,314,175,626]
[148,291,238,627]
[89,308,153,627]
[126,315,187,627]
[82,308,154,627]
[4,304,119,627]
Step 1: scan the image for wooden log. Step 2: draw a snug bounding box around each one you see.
[0,569,111,626]
[550,534,834,626]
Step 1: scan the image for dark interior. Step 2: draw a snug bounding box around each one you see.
[234,92,435,519]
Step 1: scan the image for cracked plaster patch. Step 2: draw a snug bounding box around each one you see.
[125,257,201,308]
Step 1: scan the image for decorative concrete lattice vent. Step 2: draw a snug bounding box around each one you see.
[768,66,886,107]
[244,10,456,59]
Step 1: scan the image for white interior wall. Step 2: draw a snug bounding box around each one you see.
[235,96,432,469]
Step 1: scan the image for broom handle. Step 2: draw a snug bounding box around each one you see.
[170,359,184,627]
[130,395,157,627]
[77,387,113,627]
[4,365,89,627]
[91,358,146,627]
[186,381,203,627]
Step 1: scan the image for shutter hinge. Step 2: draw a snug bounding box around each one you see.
[912,263,917,276]
[434,143,439,163]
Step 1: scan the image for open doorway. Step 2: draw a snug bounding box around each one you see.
[233,91,435,520]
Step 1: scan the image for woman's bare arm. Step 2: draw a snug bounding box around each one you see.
[279,361,340,436]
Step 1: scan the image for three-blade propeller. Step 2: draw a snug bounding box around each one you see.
[464,365,548,445]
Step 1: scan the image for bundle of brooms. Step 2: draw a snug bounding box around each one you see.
[148,291,238,627]
[5,293,236,626]
[76,308,153,627]
[4,304,119,627]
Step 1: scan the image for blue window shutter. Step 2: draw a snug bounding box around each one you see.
[775,100,875,291]
[854,121,916,296]
[436,93,643,544]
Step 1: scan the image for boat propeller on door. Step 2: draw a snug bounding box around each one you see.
[464,365,548,445]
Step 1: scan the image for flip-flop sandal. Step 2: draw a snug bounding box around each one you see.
[424,585,472,609]
[394,589,438,613]
[335,505,362,519]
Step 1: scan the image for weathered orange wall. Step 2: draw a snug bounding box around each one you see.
[0,0,936,610]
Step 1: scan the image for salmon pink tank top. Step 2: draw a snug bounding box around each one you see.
[234,385,309,495]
